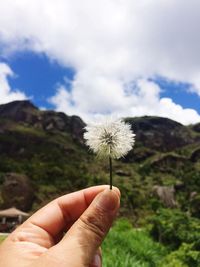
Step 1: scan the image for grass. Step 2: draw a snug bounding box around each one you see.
[13,124,46,137]
[103,219,167,267]
[0,235,7,243]
[0,219,198,267]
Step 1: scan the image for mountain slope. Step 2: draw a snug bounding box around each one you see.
[0,101,200,221]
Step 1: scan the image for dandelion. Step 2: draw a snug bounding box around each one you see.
[84,117,135,189]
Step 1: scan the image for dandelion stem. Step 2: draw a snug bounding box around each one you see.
[109,156,112,190]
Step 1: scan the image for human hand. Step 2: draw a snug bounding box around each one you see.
[0,185,120,267]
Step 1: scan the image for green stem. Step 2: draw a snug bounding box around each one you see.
[109,156,112,190]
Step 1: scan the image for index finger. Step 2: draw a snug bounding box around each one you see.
[22,185,111,238]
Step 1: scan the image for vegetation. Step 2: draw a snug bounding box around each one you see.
[104,216,200,267]
[149,209,200,249]
[0,101,200,266]
[0,235,6,243]
[103,219,167,267]
[149,209,200,267]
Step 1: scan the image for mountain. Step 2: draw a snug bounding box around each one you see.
[0,100,200,221]
[0,100,85,143]
[126,116,197,151]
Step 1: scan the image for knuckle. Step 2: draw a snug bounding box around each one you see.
[79,210,107,242]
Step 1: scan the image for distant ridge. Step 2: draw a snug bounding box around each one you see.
[0,100,38,114]
[0,100,86,143]
[0,100,199,151]
[0,100,38,121]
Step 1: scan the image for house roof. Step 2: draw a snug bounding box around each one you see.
[0,207,29,218]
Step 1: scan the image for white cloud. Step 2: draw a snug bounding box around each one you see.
[0,0,200,124]
[0,63,27,104]
[49,78,200,125]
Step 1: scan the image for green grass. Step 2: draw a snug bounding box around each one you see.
[0,235,7,243]
[103,219,167,267]
[13,124,46,137]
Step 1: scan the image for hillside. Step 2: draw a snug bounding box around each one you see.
[0,100,200,222]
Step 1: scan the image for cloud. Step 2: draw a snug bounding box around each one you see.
[0,63,27,104]
[49,78,200,125]
[0,0,200,124]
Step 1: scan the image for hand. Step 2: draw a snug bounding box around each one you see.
[0,185,120,267]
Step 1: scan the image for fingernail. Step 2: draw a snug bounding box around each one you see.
[96,189,119,211]
[92,253,101,267]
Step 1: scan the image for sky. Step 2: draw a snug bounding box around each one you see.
[0,1,200,125]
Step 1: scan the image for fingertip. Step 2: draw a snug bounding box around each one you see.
[111,186,121,198]
[95,188,120,212]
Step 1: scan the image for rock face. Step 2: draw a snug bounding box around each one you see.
[190,148,200,162]
[1,173,34,211]
[41,112,86,143]
[0,100,86,143]
[150,154,189,173]
[125,116,195,152]
[0,100,39,123]
[123,148,155,163]
[115,170,131,176]
[152,185,178,208]
[69,115,86,143]
[192,123,200,133]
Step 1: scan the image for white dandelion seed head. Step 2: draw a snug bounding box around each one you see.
[84,117,135,159]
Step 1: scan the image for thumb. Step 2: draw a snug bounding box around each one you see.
[53,188,120,267]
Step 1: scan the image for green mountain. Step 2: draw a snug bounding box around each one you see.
[0,100,200,223]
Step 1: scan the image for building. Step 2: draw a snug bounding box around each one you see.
[0,207,29,233]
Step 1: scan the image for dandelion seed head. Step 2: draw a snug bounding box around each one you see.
[84,117,135,159]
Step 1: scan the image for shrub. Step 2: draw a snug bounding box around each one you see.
[149,209,200,249]
[160,243,200,267]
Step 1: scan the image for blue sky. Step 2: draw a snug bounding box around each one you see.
[155,77,200,114]
[3,52,75,109]
[3,51,200,114]
[0,1,200,125]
